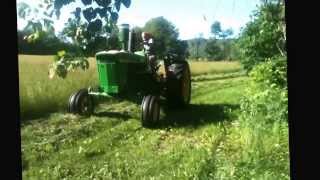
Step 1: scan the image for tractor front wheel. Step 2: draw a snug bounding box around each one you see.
[141,95,160,127]
[68,89,94,116]
[68,91,78,113]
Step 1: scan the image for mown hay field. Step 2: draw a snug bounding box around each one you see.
[20,55,289,179]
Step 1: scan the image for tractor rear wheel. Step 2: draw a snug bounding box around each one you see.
[141,95,160,127]
[166,61,191,107]
[68,89,94,116]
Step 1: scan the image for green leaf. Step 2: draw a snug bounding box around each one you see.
[87,19,102,33]
[55,9,61,19]
[73,7,81,19]
[17,2,31,19]
[46,4,52,10]
[95,0,111,8]
[115,0,121,11]
[48,68,56,79]
[96,7,108,18]
[26,31,40,43]
[105,26,112,33]
[58,50,66,57]
[81,0,92,6]
[121,0,131,8]
[83,7,96,22]
[43,19,54,31]
[110,12,118,22]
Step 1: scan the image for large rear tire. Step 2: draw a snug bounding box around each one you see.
[166,61,191,107]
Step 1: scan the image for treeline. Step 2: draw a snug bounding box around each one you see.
[17,30,78,55]
[187,38,238,61]
[18,17,238,61]
[17,30,120,56]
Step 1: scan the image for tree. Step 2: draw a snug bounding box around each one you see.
[206,21,234,60]
[172,40,189,59]
[17,0,132,78]
[236,0,286,71]
[194,33,204,59]
[210,21,233,39]
[220,28,233,39]
[143,16,180,58]
[187,37,207,59]
[17,0,131,42]
[211,21,221,37]
[18,29,78,55]
[205,39,223,60]
[60,17,120,56]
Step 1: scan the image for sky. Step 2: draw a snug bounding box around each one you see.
[17,0,261,40]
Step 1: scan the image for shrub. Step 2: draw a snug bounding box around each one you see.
[236,2,286,71]
[239,56,287,124]
[224,56,289,179]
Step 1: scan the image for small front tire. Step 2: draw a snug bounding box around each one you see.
[68,89,94,116]
[141,95,160,127]
[68,91,78,113]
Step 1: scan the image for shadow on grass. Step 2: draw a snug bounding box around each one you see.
[192,72,246,82]
[94,111,132,120]
[20,108,61,122]
[21,103,239,130]
[150,103,240,129]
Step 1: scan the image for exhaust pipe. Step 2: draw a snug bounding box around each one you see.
[128,29,132,52]
[118,23,132,52]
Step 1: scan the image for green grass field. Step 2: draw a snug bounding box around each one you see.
[19,55,289,179]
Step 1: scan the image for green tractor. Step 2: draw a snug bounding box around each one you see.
[68,24,191,127]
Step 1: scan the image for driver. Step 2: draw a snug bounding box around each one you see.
[141,32,157,72]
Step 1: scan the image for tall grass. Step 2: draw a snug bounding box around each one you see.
[207,59,289,179]
[188,61,242,76]
[19,55,98,120]
[207,116,289,179]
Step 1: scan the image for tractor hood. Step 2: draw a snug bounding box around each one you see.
[95,50,146,63]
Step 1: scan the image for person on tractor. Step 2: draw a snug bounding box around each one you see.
[141,32,157,73]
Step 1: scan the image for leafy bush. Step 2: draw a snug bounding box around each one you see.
[236,1,286,71]
[49,51,89,79]
[237,1,287,124]
[239,56,287,124]
[216,56,289,179]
